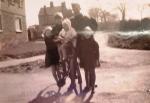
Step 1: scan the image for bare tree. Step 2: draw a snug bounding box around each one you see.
[88,8,101,22]
[99,10,108,23]
[117,0,126,21]
[88,8,117,23]
[99,10,117,23]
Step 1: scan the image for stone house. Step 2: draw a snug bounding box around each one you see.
[38,2,73,26]
[0,0,27,50]
[27,1,73,41]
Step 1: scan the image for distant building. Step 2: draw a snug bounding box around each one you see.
[0,0,27,50]
[0,0,26,34]
[38,2,73,26]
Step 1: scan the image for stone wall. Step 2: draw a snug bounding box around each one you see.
[0,0,25,16]
[1,11,26,32]
[0,0,27,50]
[0,12,27,50]
[0,32,27,50]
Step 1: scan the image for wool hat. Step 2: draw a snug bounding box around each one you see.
[55,12,63,19]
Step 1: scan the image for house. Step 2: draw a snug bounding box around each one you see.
[0,0,27,50]
[27,1,73,41]
[38,1,73,26]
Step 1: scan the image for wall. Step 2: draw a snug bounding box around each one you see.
[0,0,27,50]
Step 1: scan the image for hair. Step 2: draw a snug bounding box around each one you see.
[71,3,81,9]
[62,18,72,29]
[54,12,63,19]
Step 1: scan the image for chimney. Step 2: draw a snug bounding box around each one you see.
[50,1,54,8]
[61,2,66,9]
[44,5,47,15]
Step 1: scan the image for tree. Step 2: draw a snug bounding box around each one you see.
[117,0,126,21]
[138,4,150,31]
[88,8,117,23]
[88,8,101,22]
[99,10,117,23]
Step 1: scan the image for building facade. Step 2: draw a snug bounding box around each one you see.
[0,0,26,33]
[0,0,27,49]
[38,2,73,26]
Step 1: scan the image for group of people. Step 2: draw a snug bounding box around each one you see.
[43,3,100,95]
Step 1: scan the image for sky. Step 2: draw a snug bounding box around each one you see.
[25,0,150,27]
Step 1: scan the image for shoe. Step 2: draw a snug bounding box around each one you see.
[82,86,92,93]
[63,84,76,96]
[67,84,76,91]
[57,78,66,87]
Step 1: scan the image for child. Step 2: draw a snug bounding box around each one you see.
[57,18,77,62]
[55,18,78,94]
[43,12,64,88]
[77,26,100,94]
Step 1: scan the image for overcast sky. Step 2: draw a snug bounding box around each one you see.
[25,0,150,27]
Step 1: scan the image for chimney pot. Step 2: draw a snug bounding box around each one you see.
[50,1,54,8]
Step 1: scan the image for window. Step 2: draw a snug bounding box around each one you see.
[1,0,5,2]
[19,0,23,8]
[0,15,3,32]
[8,0,15,6]
[15,18,22,32]
[12,0,15,5]
[14,0,23,8]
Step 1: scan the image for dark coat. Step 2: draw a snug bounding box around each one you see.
[71,13,99,68]
[76,36,99,68]
[70,13,97,31]
[44,24,62,67]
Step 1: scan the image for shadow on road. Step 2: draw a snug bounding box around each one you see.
[28,86,95,103]
[79,93,94,103]
[28,86,62,103]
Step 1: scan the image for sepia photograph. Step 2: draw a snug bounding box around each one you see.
[0,0,150,103]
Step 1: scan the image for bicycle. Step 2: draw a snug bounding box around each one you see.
[52,43,82,95]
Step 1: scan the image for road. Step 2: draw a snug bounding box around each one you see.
[0,32,150,103]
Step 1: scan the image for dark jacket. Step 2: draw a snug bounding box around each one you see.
[70,13,97,31]
[44,24,62,50]
[71,13,99,68]
[77,36,99,68]
[44,24,62,67]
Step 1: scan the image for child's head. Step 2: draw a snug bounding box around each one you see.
[79,26,94,39]
[62,18,71,31]
[55,12,63,24]
[42,26,52,38]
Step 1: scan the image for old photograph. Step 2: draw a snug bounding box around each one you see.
[0,0,150,103]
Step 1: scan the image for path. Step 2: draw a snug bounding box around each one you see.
[0,32,150,103]
[0,55,44,68]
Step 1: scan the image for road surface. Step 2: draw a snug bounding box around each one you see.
[0,32,150,103]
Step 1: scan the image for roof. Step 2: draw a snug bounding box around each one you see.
[39,6,61,16]
[39,6,73,17]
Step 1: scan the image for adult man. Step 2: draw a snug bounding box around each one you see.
[70,3,99,94]
[71,3,89,31]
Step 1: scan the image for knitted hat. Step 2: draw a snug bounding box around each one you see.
[78,26,95,39]
[55,12,63,19]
